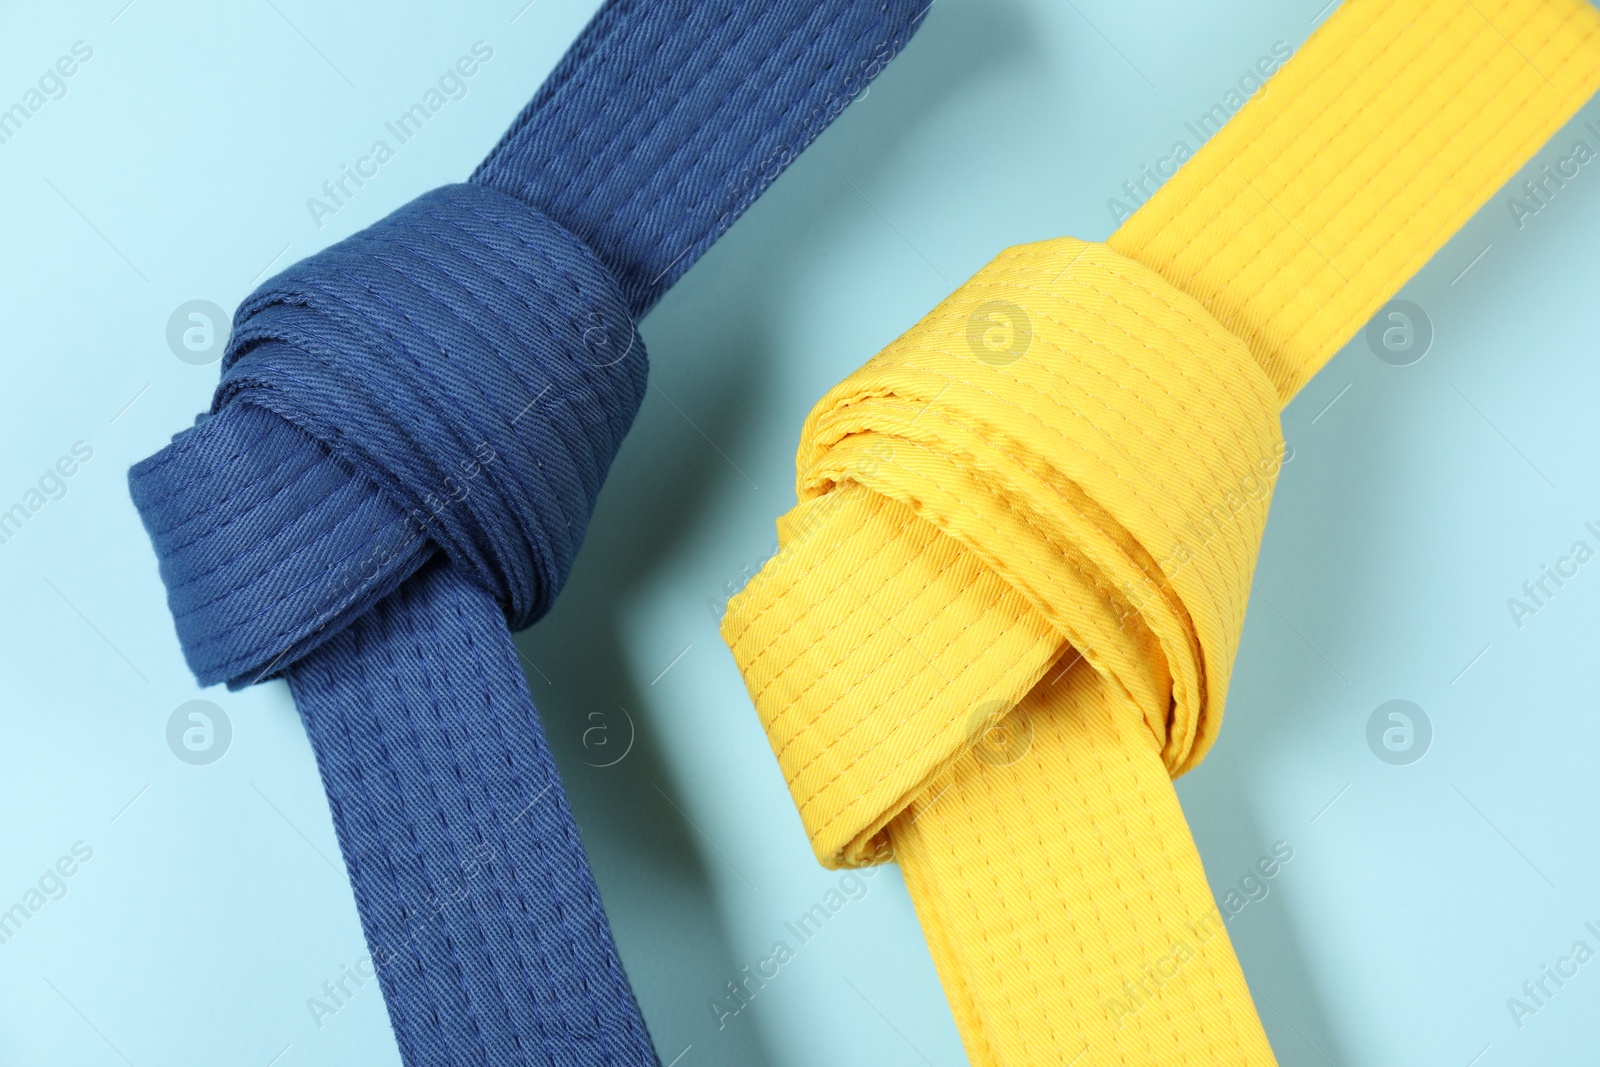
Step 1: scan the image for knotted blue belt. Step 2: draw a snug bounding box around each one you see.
[127,2,927,1062]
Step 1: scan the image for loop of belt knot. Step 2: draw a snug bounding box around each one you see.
[722,238,1289,867]
[129,182,646,687]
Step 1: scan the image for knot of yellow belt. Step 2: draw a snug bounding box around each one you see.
[723,2,1600,1061]
[724,238,1285,867]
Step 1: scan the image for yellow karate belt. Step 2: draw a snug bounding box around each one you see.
[723,0,1600,1062]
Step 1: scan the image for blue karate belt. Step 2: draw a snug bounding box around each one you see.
[127,1,928,1062]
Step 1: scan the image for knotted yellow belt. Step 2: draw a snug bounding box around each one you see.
[724,0,1600,1062]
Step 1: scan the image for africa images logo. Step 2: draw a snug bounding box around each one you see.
[166,701,232,766]
[305,42,494,229]
[1106,40,1295,225]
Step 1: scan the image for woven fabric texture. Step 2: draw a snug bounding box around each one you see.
[723,1,1600,1064]
[128,1,930,1064]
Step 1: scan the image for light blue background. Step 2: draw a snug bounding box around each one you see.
[2,0,1598,1064]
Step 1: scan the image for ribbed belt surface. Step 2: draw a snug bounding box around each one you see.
[128,2,929,1064]
[723,1,1600,1063]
